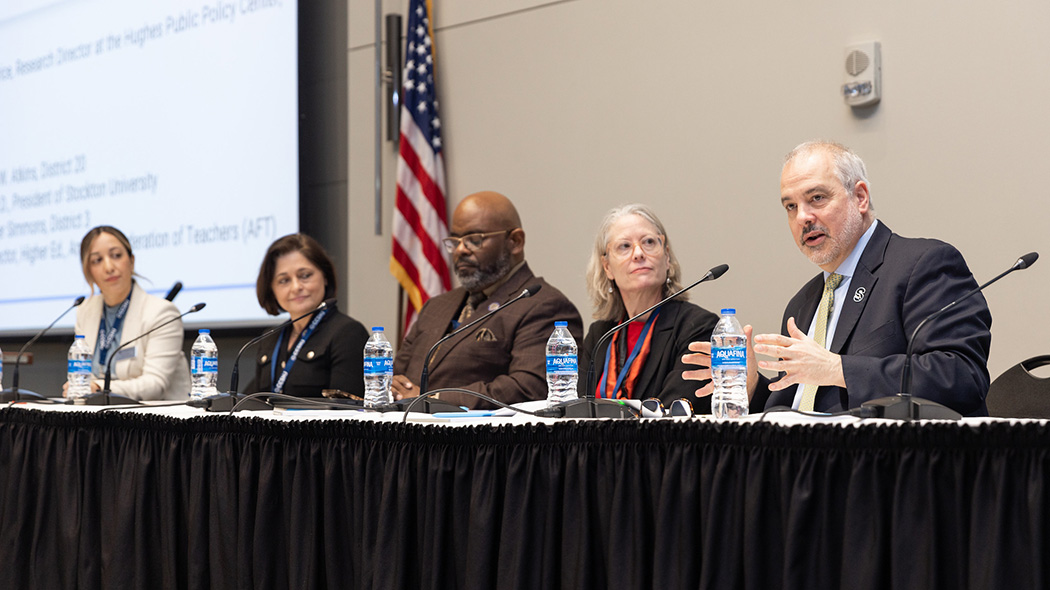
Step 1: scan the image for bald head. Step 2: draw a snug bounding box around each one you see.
[449,191,526,290]
[453,191,522,230]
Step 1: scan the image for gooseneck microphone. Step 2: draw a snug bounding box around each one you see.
[373,285,544,414]
[860,252,1038,420]
[190,298,336,412]
[549,263,728,419]
[417,284,542,396]
[229,298,336,395]
[165,281,183,302]
[1,296,85,402]
[585,263,730,398]
[75,302,206,406]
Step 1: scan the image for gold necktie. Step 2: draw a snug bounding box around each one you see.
[458,292,484,324]
[435,293,486,366]
[798,273,844,412]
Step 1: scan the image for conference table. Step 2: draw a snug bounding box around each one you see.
[0,400,1046,590]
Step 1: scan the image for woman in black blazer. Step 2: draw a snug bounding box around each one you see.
[246,234,369,397]
[579,204,720,412]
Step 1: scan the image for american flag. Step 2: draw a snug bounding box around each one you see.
[390,0,451,334]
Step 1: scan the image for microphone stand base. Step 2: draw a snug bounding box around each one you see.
[859,395,962,421]
[556,397,634,419]
[0,388,47,402]
[372,398,466,414]
[200,393,272,412]
[70,392,142,406]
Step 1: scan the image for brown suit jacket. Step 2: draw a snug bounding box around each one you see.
[393,262,583,409]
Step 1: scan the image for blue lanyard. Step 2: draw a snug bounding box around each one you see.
[599,310,660,399]
[270,309,328,394]
[96,291,132,366]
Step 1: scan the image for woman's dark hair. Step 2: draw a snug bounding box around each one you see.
[256,233,338,315]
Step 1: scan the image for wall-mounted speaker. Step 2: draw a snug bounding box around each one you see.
[842,41,881,107]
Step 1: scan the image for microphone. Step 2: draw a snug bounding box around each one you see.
[74,302,206,406]
[191,298,336,412]
[586,264,729,398]
[1016,252,1040,270]
[165,281,183,302]
[859,251,1038,420]
[1,296,85,402]
[548,264,727,419]
[376,284,542,414]
[415,283,537,392]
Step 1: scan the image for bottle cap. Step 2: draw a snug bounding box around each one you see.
[75,334,85,339]
[372,326,384,332]
[554,321,567,328]
[199,329,210,334]
[720,308,736,315]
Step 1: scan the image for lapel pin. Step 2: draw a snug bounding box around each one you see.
[853,287,866,302]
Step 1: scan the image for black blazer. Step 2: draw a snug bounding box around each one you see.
[246,309,370,398]
[580,300,720,412]
[755,222,992,416]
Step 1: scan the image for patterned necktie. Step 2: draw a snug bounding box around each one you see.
[458,292,484,324]
[798,273,844,412]
[435,292,487,366]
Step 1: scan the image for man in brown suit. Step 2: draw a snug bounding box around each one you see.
[392,191,583,409]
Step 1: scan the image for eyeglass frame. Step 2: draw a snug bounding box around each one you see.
[441,229,517,254]
[603,234,666,259]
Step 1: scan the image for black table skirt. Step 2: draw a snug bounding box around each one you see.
[0,407,1047,590]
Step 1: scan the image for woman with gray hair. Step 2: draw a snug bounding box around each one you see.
[579,204,720,411]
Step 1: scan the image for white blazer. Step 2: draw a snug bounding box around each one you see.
[74,282,191,400]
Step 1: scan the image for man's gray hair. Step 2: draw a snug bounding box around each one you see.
[785,140,871,204]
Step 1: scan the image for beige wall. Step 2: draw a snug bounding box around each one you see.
[349,0,1050,382]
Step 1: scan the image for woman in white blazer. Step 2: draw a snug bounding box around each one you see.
[66,226,191,400]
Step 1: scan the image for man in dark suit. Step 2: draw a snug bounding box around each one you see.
[391,191,583,409]
[684,141,992,416]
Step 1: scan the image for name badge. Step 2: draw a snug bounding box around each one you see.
[113,346,137,363]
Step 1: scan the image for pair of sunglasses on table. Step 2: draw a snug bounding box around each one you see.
[640,398,693,418]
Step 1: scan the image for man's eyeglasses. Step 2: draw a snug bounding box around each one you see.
[605,235,664,259]
[442,229,515,253]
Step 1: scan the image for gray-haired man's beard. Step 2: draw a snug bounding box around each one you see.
[456,248,512,292]
[800,202,864,268]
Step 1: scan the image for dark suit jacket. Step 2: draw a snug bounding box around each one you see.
[393,262,583,409]
[580,300,720,412]
[755,222,992,416]
[246,308,370,398]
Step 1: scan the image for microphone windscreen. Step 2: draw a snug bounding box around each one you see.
[190,302,207,312]
[708,264,729,280]
[73,295,86,306]
[165,281,183,301]
[524,284,543,297]
[1018,252,1039,269]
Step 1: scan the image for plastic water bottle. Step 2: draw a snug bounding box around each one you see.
[1,343,4,389]
[363,327,393,407]
[546,321,578,406]
[711,308,749,419]
[67,335,93,399]
[190,329,219,399]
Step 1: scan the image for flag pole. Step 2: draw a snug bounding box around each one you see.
[397,285,406,344]
[373,0,383,236]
